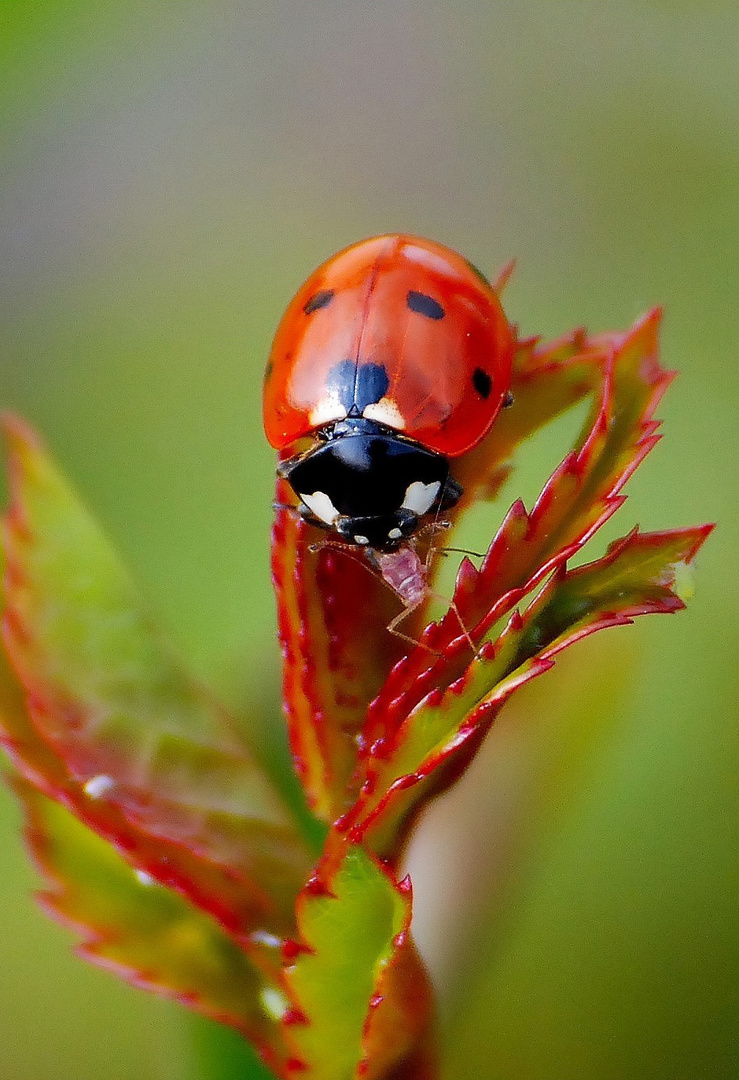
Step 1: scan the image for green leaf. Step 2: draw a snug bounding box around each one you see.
[1,416,311,937]
[13,776,291,1075]
[0,650,293,963]
[281,842,435,1079]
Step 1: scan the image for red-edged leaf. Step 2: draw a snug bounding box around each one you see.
[1,416,311,939]
[271,482,402,822]
[270,325,610,819]
[346,526,711,854]
[13,776,292,1076]
[280,841,435,1079]
[366,309,672,756]
[0,650,284,957]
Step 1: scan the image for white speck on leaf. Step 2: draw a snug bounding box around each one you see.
[134,869,156,886]
[260,986,289,1021]
[83,774,115,799]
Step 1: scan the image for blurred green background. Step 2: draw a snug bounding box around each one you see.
[1,3,736,1079]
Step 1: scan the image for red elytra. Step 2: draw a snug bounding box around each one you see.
[263,234,514,458]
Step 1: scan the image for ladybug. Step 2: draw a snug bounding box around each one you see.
[263,234,514,552]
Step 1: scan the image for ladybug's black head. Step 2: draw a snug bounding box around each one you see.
[280,419,461,552]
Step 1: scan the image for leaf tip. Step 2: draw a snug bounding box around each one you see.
[282,1007,309,1027]
[397,874,412,896]
[491,257,516,295]
[302,874,335,900]
[1,412,45,497]
[1,411,42,454]
[285,1056,309,1073]
[282,938,313,963]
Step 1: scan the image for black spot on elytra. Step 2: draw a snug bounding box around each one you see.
[303,290,334,314]
[406,290,445,320]
[472,367,492,399]
[327,360,390,415]
[263,359,274,383]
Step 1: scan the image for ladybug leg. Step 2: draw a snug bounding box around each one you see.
[271,497,314,521]
[276,454,305,480]
[296,502,329,529]
[407,521,452,578]
[271,498,330,534]
[306,537,360,557]
[415,519,452,547]
[439,475,463,510]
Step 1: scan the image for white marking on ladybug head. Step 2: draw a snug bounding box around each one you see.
[388,527,403,540]
[353,534,370,545]
[301,491,340,524]
[309,396,348,428]
[401,480,441,516]
[362,398,406,430]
